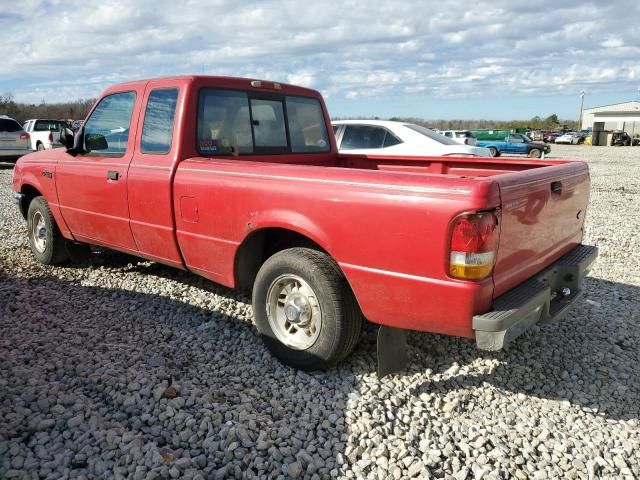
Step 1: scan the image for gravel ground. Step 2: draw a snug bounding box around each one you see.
[0,145,638,479]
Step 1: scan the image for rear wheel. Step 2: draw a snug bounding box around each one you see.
[253,247,362,370]
[27,196,69,265]
[488,147,499,157]
[528,148,542,158]
[36,142,45,151]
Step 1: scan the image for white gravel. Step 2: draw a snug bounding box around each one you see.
[1,145,639,479]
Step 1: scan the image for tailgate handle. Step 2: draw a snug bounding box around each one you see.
[551,181,562,193]
[107,171,120,181]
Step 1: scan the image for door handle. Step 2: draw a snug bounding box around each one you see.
[551,181,562,192]
[107,171,120,181]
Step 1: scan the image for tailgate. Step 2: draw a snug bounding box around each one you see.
[493,161,590,298]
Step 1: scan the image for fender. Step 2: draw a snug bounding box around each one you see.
[244,208,334,255]
[19,169,74,241]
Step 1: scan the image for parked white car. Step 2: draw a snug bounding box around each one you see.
[555,132,582,145]
[332,120,490,157]
[440,130,477,146]
[22,119,68,151]
[0,115,32,160]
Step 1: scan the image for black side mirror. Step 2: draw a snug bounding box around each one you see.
[60,127,75,149]
[85,133,108,151]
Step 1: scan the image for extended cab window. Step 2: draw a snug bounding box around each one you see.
[83,91,136,157]
[141,88,179,154]
[197,88,330,155]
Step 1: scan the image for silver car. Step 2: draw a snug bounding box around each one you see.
[0,115,31,160]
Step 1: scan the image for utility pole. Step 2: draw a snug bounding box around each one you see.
[578,90,585,130]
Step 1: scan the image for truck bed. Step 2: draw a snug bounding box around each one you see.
[336,154,570,177]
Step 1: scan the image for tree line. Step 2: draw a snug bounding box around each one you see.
[2,92,579,131]
[0,93,95,123]
[333,114,579,131]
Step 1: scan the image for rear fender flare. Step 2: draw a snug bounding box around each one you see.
[245,209,334,256]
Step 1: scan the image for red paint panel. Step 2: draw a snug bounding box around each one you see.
[493,161,590,297]
[173,157,502,333]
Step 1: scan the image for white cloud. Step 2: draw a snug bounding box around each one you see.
[0,0,638,104]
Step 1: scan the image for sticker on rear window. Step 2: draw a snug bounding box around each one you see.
[199,139,218,153]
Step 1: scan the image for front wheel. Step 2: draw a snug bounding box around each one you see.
[528,148,542,158]
[252,248,362,370]
[27,196,70,265]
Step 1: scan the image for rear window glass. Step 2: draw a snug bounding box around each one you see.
[0,119,22,132]
[141,88,179,154]
[341,125,386,150]
[251,98,288,148]
[34,120,66,131]
[405,124,459,145]
[197,88,330,155]
[285,96,330,153]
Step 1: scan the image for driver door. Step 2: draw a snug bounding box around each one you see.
[56,88,143,251]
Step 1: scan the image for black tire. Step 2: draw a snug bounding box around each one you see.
[27,196,70,265]
[252,247,362,370]
[488,147,499,157]
[528,148,542,158]
[36,142,45,151]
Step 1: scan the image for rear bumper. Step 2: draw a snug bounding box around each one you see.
[473,244,598,350]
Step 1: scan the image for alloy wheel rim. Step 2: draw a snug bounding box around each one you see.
[265,274,322,350]
[31,212,47,253]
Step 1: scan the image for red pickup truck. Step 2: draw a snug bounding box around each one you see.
[12,76,597,376]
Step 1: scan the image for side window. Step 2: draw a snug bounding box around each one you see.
[443,132,452,137]
[510,135,523,144]
[341,125,386,150]
[383,131,402,147]
[332,125,340,135]
[197,89,253,155]
[285,96,330,153]
[83,91,136,157]
[141,88,179,154]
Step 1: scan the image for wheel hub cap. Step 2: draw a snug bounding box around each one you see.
[31,212,47,253]
[266,274,322,350]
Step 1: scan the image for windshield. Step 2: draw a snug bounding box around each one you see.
[404,124,459,145]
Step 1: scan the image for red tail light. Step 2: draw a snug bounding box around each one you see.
[20,132,30,140]
[48,132,53,142]
[449,212,500,280]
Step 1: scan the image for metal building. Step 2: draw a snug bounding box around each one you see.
[581,101,640,143]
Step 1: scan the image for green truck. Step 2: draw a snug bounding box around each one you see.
[471,129,513,141]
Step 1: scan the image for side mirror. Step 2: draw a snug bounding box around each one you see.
[85,133,108,151]
[60,127,75,149]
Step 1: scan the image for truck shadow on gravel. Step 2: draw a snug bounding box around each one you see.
[1,255,638,478]
[0,262,359,478]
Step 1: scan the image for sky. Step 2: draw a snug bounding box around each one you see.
[1,0,639,120]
